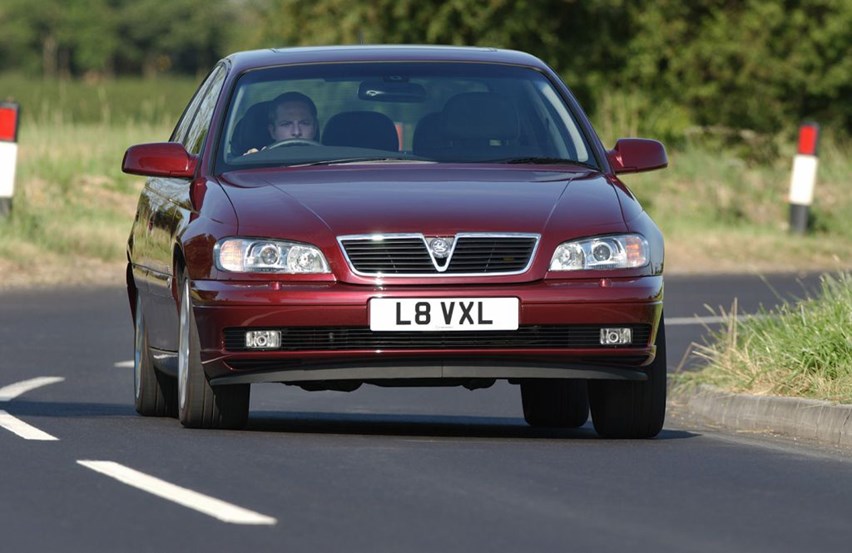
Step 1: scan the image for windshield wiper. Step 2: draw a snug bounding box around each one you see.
[290,157,432,167]
[493,157,599,170]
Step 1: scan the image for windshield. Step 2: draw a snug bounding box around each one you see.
[215,62,594,172]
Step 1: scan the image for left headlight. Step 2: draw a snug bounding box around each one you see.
[549,234,649,271]
[215,238,330,274]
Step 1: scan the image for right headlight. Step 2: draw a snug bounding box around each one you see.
[549,234,649,271]
[215,238,330,274]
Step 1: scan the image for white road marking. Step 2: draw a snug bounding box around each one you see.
[0,377,64,440]
[666,314,758,326]
[77,460,278,526]
[0,376,65,402]
[113,360,134,369]
[0,411,59,440]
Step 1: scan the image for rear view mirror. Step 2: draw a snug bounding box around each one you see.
[358,80,427,103]
[122,142,197,178]
[607,138,668,174]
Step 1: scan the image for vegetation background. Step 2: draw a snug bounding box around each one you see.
[0,0,850,287]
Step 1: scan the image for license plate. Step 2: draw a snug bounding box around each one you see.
[370,298,519,331]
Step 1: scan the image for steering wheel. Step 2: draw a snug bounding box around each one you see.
[267,138,322,149]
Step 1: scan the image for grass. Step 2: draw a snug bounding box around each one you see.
[0,120,171,287]
[674,272,852,404]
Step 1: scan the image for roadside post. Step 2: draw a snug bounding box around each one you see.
[787,122,819,234]
[0,101,20,218]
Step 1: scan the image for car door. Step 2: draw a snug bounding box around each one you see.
[140,64,228,351]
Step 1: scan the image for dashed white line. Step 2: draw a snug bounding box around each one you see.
[0,377,64,441]
[0,410,59,440]
[113,360,134,369]
[77,460,278,526]
[0,376,65,402]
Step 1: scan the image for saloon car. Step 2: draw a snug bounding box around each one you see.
[124,46,669,437]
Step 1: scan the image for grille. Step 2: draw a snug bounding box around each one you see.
[224,325,651,352]
[339,234,538,275]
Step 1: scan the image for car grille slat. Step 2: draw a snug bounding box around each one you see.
[339,234,538,275]
[224,325,652,352]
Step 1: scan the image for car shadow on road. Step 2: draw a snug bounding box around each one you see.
[246,411,697,441]
[2,400,136,418]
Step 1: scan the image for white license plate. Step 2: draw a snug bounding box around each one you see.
[370,298,519,331]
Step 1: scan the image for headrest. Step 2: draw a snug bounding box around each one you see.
[441,93,519,141]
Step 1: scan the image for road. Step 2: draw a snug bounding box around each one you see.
[1,272,849,552]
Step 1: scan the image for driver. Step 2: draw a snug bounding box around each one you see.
[245,92,319,154]
[268,91,319,142]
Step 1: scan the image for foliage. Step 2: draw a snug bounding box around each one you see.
[0,0,238,77]
[675,273,852,404]
[1,0,849,145]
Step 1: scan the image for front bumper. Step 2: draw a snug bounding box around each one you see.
[191,276,664,385]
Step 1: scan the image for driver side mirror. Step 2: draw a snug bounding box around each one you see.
[122,142,198,179]
[607,138,668,174]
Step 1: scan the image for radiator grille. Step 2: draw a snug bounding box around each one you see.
[339,234,538,275]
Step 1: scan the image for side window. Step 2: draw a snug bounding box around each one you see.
[182,65,228,155]
[171,67,217,143]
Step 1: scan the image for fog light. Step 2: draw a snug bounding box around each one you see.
[245,330,281,349]
[600,328,632,345]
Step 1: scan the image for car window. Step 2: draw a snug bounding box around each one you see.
[172,66,219,144]
[216,62,594,171]
[182,64,227,155]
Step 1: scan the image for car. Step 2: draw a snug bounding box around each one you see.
[123,45,669,437]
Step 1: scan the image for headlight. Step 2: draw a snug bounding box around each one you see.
[549,234,648,271]
[215,238,330,273]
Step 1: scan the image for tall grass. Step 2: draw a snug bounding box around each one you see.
[675,273,852,403]
[0,121,171,273]
[0,73,198,125]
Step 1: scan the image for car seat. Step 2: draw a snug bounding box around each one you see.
[412,112,450,158]
[323,111,399,151]
[440,92,520,160]
[230,101,272,156]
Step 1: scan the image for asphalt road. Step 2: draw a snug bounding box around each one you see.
[1,272,849,552]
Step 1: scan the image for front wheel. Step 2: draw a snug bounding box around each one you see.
[588,319,667,438]
[177,270,250,429]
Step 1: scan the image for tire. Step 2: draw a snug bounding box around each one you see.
[521,379,589,428]
[588,318,667,439]
[134,294,178,417]
[177,270,250,429]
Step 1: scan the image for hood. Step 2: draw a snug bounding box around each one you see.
[220,165,627,240]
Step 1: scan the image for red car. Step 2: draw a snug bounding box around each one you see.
[123,46,668,437]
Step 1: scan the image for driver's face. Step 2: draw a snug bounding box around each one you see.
[269,101,317,141]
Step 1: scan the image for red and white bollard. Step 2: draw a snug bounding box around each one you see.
[0,101,20,218]
[787,122,819,234]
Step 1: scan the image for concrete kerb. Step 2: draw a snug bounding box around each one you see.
[669,384,852,449]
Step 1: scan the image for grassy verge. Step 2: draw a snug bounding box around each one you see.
[674,272,852,404]
[0,121,171,288]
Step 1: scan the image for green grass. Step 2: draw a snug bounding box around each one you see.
[0,123,171,268]
[674,272,852,404]
[0,73,198,126]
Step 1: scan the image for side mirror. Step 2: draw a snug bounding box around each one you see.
[607,138,668,174]
[122,142,197,178]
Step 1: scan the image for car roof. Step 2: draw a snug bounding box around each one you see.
[223,45,551,73]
